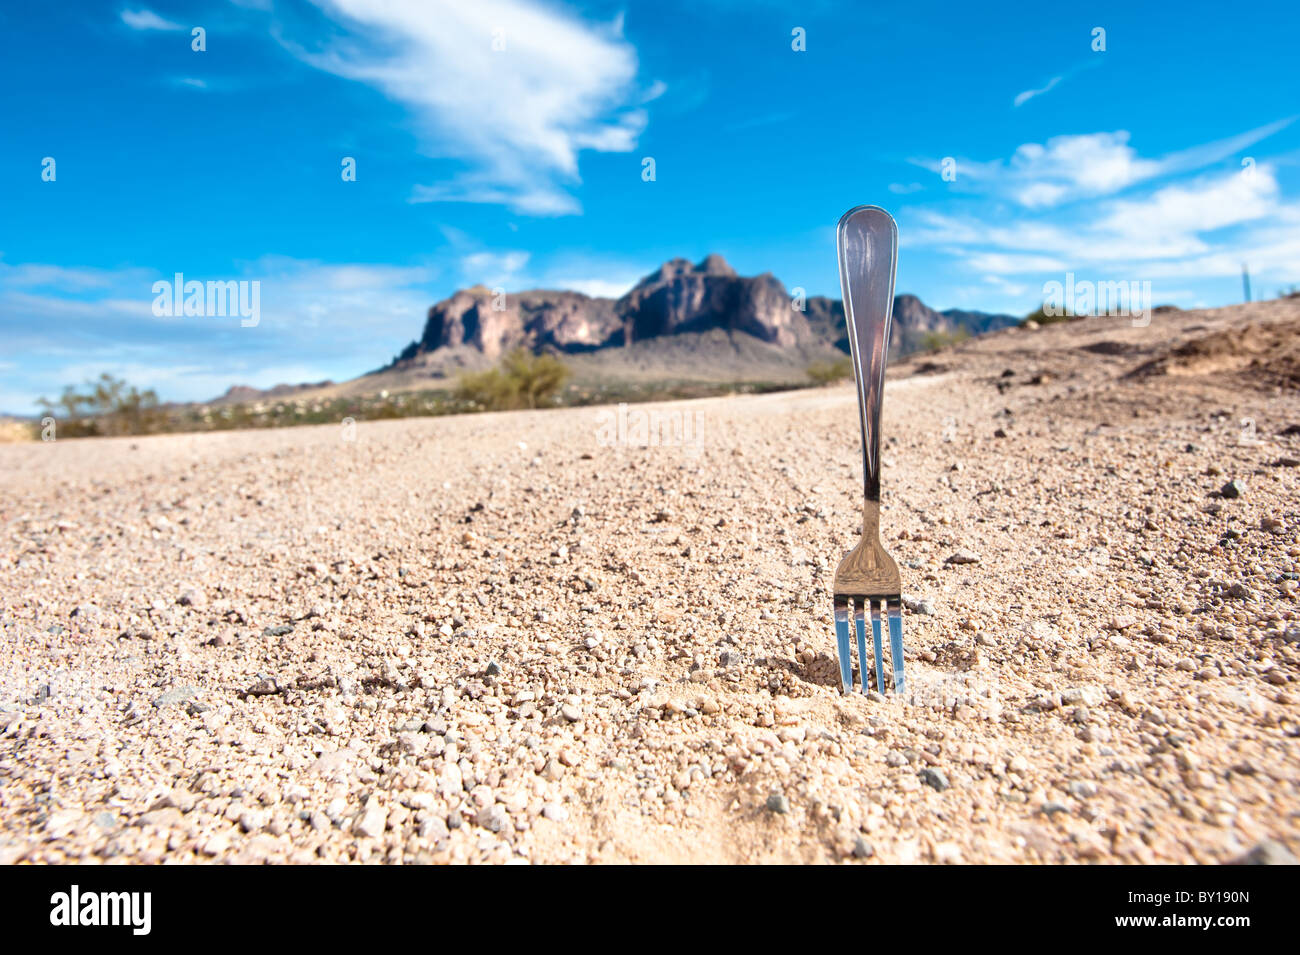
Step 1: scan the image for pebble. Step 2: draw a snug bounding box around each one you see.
[177,588,207,609]
[239,809,270,833]
[945,551,981,565]
[138,807,183,829]
[1068,780,1098,799]
[919,768,949,791]
[153,686,198,707]
[417,814,448,841]
[397,732,427,756]
[353,804,387,839]
[1220,479,1246,499]
[245,678,280,696]
[1062,686,1103,707]
[766,793,790,814]
[476,804,509,833]
[1235,839,1298,865]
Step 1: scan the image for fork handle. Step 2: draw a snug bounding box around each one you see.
[836,206,898,502]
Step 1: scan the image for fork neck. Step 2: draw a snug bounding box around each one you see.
[860,497,882,543]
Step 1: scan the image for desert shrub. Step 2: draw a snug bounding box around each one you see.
[455,349,570,411]
[917,327,971,352]
[1020,305,1073,327]
[806,356,853,386]
[37,373,167,437]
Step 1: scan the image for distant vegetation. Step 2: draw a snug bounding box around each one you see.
[37,374,167,438]
[806,356,853,386]
[1020,305,1073,327]
[454,349,571,411]
[20,362,803,441]
[917,327,971,352]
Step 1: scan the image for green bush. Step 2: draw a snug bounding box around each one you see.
[917,327,970,352]
[37,373,167,437]
[806,356,853,386]
[1020,305,1073,327]
[455,349,570,411]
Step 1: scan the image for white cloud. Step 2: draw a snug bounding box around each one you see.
[0,257,440,410]
[966,252,1069,274]
[459,251,530,287]
[1092,165,1279,239]
[913,119,1295,209]
[908,163,1299,290]
[982,275,1028,296]
[553,277,637,299]
[1026,133,1159,193]
[120,8,183,31]
[0,260,139,290]
[1013,75,1062,107]
[278,0,647,216]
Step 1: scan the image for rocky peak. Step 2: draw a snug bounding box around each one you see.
[630,254,739,292]
[390,254,1016,368]
[617,254,807,347]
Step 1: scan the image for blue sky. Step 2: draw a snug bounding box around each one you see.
[2,0,1299,412]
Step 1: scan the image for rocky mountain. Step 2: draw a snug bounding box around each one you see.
[210,380,335,406]
[804,293,1022,356]
[389,254,1016,371]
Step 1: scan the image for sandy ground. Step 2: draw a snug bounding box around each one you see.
[1,299,1297,864]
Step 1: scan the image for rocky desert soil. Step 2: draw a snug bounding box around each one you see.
[1,298,1297,865]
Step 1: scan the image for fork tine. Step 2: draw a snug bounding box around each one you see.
[833,596,852,693]
[853,599,869,694]
[887,596,904,695]
[871,599,885,693]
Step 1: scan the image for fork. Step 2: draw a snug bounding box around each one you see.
[832,205,904,696]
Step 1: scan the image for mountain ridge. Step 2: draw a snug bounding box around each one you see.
[389,253,1017,372]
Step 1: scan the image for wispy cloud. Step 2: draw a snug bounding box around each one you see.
[459,251,530,287]
[0,257,439,411]
[274,0,649,216]
[911,118,1295,208]
[1011,58,1103,109]
[120,8,183,31]
[1013,75,1062,107]
[904,118,1300,313]
[912,165,1296,282]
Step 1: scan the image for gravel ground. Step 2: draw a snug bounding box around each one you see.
[1,299,1297,864]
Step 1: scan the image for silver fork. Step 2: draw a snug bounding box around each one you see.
[832,205,904,696]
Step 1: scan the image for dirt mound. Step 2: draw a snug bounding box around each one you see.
[1127,318,1300,388]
